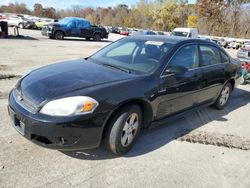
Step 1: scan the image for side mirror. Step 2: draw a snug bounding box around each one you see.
[165,66,188,74]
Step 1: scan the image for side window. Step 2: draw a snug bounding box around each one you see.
[168,45,198,69]
[76,21,82,28]
[220,52,229,63]
[68,21,76,28]
[82,21,90,28]
[199,45,221,66]
[106,42,137,57]
[76,21,90,29]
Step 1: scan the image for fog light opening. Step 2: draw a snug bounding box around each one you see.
[31,134,52,145]
[58,137,66,145]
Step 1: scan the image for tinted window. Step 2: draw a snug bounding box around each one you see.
[168,45,198,69]
[68,20,76,28]
[76,20,83,28]
[221,52,229,63]
[199,45,221,66]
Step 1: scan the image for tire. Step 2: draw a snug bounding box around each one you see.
[18,23,24,29]
[93,33,101,41]
[49,36,54,39]
[85,37,91,41]
[104,105,142,155]
[54,31,64,40]
[213,82,232,110]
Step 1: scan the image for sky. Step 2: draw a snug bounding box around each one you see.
[0,0,197,9]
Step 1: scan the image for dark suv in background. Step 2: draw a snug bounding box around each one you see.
[42,17,109,41]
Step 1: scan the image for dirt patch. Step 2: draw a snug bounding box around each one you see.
[0,92,8,99]
[178,130,250,150]
[0,65,9,71]
[0,74,22,80]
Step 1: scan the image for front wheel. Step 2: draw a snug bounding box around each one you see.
[54,31,64,40]
[213,82,232,109]
[104,105,142,155]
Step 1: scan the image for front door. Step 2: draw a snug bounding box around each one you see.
[156,44,202,119]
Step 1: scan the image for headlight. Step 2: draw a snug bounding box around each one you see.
[40,96,99,116]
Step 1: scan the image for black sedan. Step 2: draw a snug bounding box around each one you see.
[8,36,242,155]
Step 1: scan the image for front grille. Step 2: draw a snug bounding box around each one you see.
[14,89,37,113]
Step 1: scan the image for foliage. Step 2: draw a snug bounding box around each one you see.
[0,0,249,38]
[188,15,198,28]
[195,0,250,37]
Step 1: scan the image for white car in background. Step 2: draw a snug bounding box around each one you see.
[7,16,27,28]
[172,28,198,38]
[244,42,250,48]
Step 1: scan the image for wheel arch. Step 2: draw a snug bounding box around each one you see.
[92,32,102,38]
[228,78,235,90]
[101,98,153,139]
[54,30,65,36]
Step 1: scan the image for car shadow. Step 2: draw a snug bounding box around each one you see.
[0,35,39,40]
[63,38,112,43]
[62,87,250,160]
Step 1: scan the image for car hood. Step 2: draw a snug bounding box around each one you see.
[18,59,135,105]
[48,22,64,27]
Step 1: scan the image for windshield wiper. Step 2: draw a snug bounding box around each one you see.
[102,63,131,73]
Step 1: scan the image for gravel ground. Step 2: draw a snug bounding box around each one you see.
[0,29,250,188]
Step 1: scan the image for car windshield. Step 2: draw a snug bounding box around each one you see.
[90,38,174,74]
[172,31,188,37]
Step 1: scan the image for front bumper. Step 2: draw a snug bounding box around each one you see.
[103,33,109,39]
[8,90,107,150]
[41,27,53,37]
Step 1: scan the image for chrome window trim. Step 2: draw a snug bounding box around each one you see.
[160,42,229,78]
[160,43,198,78]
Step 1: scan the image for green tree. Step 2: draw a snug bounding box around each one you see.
[154,2,180,31]
[188,15,198,28]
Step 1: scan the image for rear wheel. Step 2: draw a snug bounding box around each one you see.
[54,31,64,40]
[93,33,101,41]
[213,82,232,109]
[18,23,24,29]
[104,105,142,155]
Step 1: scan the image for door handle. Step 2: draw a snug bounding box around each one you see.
[192,74,201,80]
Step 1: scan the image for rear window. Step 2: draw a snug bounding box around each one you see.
[172,31,188,37]
[199,45,221,66]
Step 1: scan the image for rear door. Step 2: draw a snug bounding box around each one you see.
[156,44,202,119]
[80,21,92,38]
[198,45,229,103]
[69,20,81,37]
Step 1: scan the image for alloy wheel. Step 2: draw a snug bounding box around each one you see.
[219,86,230,106]
[121,113,139,147]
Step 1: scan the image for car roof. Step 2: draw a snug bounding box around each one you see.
[129,35,213,45]
[64,17,90,22]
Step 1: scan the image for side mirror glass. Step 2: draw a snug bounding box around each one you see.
[165,66,188,74]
